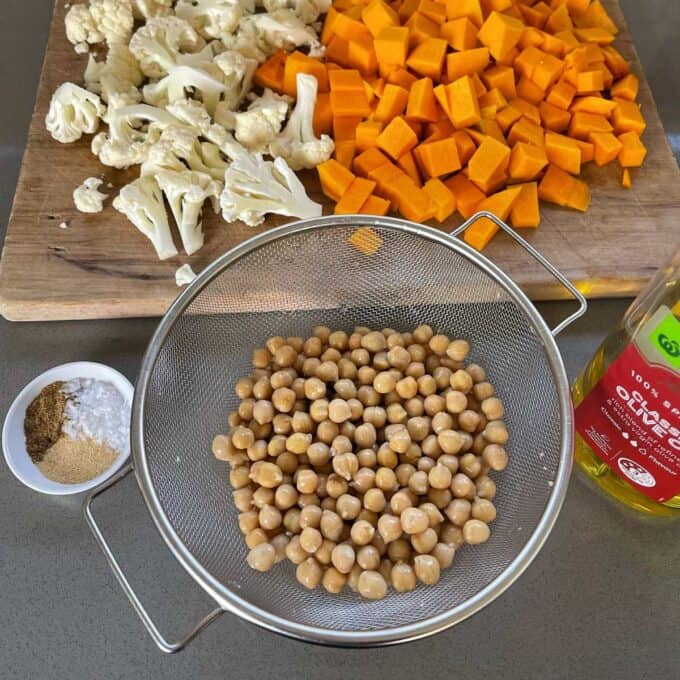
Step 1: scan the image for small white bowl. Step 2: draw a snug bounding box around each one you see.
[2,362,134,495]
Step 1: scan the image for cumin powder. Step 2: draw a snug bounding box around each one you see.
[24,381,67,462]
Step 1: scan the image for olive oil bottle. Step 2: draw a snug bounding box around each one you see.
[572,248,680,516]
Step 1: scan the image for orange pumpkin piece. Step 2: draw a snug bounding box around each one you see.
[573,139,595,163]
[376,115,419,159]
[446,75,482,128]
[349,225,385,253]
[576,70,604,94]
[445,174,486,218]
[313,93,333,136]
[478,117,507,145]
[545,131,581,174]
[568,111,613,139]
[574,27,616,46]
[254,50,287,93]
[405,12,441,46]
[612,99,646,135]
[495,104,522,133]
[519,1,550,29]
[334,140,357,168]
[321,6,340,45]
[445,0,483,28]
[477,11,524,61]
[330,89,371,117]
[514,46,544,80]
[539,100,571,132]
[481,65,516,100]
[362,0,400,37]
[508,142,548,181]
[397,0,420,21]
[510,97,541,125]
[386,67,418,89]
[424,117,454,141]
[621,168,632,189]
[538,164,590,211]
[602,46,630,78]
[375,26,410,69]
[507,116,545,147]
[468,135,511,193]
[389,176,436,220]
[318,159,356,201]
[588,131,623,166]
[546,79,576,110]
[353,147,390,176]
[423,178,457,222]
[406,38,448,79]
[452,130,477,164]
[441,17,479,51]
[433,83,453,118]
[545,3,572,34]
[573,0,618,35]
[283,52,329,97]
[510,182,540,228]
[446,47,490,81]
[328,68,365,92]
[569,96,617,116]
[333,116,361,141]
[531,53,564,91]
[479,87,507,111]
[413,138,462,178]
[395,150,421,184]
[617,132,647,168]
[517,76,546,105]
[333,12,372,42]
[553,29,581,53]
[347,36,379,76]
[326,36,351,67]
[359,194,392,215]
[368,161,407,196]
[610,73,639,101]
[406,77,440,122]
[335,177,377,214]
[355,120,384,152]
[463,185,523,251]
[373,84,410,121]
[417,0,446,24]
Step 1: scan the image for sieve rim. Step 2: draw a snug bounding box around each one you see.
[132,215,573,646]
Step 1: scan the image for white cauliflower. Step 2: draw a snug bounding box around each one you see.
[129,16,211,78]
[73,176,109,212]
[217,88,290,151]
[175,0,246,40]
[155,170,223,254]
[213,50,257,110]
[165,98,231,148]
[45,82,105,143]
[91,103,179,167]
[89,0,134,45]
[261,0,331,24]
[175,263,197,286]
[113,175,178,259]
[142,64,226,115]
[268,73,333,170]
[65,4,104,46]
[237,10,321,57]
[131,0,174,19]
[220,152,321,226]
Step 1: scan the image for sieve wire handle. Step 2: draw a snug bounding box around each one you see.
[450,211,587,336]
[84,462,224,653]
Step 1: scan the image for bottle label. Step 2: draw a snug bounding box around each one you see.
[575,309,680,502]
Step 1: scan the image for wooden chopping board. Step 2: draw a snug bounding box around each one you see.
[1,0,679,321]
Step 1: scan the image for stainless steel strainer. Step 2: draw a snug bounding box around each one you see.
[85,213,586,653]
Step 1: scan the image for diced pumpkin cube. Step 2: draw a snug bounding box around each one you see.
[573,0,618,35]
[545,3,572,34]
[570,96,617,116]
[508,116,545,147]
[347,36,379,76]
[417,0,446,24]
[515,46,545,80]
[355,120,384,152]
[510,97,541,125]
[328,69,365,92]
[333,116,361,141]
[576,70,605,94]
[481,64,516,100]
[509,142,548,181]
[612,99,646,135]
[546,79,576,110]
[396,150,422,184]
[617,131,647,168]
[425,118,455,142]
[386,67,418,89]
[588,131,623,166]
[621,168,632,189]
[405,11,441,47]
[574,27,616,46]
[326,36,351,67]
[519,1,550,29]
[479,88,507,111]
[545,131,582,174]
[602,46,630,79]
[335,177,377,214]
[406,38,448,79]
[569,111,613,139]
[445,173,486,218]
[496,104,522,133]
[477,11,524,61]
[433,83,453,118]
[359,194,392,215]
[447,75,481,128]
[318,159,356,201]
[552,29,581,53]
[368,161,406,196]
[373,83,410,121]
[349,225,385,254]
[393,177,436,221]
[330,89,371,117]
[362,0,400,37]
[441,17,479,51]
[574,139,595,164]
[452,130,477,165]
[463,185,523,250]
[313,93,333,136]
[517,76,546,105]
[423,178,457,222]
[321,6,340,45]
[375,26,410,68]
[510,182,540,228]
[532,53,564,91]
[397,0,420,21]
[377,115,419,159]
[446,47,490,82]
[334,140,357,168]
[479,117,507,145]
[406,77,440,122]
[413,138,462,178]
[611,73,639,101]
[333,12,372,42]
[254,50,287,93]
[538,164,590,211]
[471,72,488,97]
[353,147,390,176]
[539,100,571,132]
[283,52,329,97]
[468,136,511,193]
[445,0,483,28]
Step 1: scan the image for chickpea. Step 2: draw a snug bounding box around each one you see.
[476,474,497,500]
[463,519,491,545]
[449,369,472,394]
[351,348,370,366]
[390,489,413,516]
[238,510,259,535]
[438,430,464,455]
[326,330,347,350]
[425,355,441,374]
[284,534,307,565]
[317,420,340,444]
[249,461,283,488]
[402,397,422,418]
[318,510,342,541]
[445,339,469,362]
[400,507,429,534]
[451,472,476,499]
[410,325,431,344]
[338,358,358,380]
[326,398,350,424]
[331,543,356,574]
[313,325,331,343]
[421,434,442,458]
[445,390,468,415]
[332,452,358,481]
[300,527,323,554]
[298,492,320,507]
[460,453,482,478]
[354,423,377,449]
[247,440,268,462]
[432,542,455,569]
[247,543,276,572]
[356,570,387,600]
[284,432,310,455]
[274,484,298,510]
[232,426,255,450]
[411,527,438,553]
[467,363,486,383]
[460,432,474,453]
[361,331,387,353]
[245,528,268,549]
[351,520,375,546]
[428,413,451,436]
[235,377,254,400]
[416,375,436,398]
[295,469,318,494]
[405,416,429,442]
[357,545,381,571]
[345,399,363,422]
[363,406,387,428]
[375,467,398,492]
[445,498,472,526]
[373,371,396,395]
[428,463,453,490]
[471,382,494,403]
[386,332,405,348]
[483,420,509,445]
[270,533,290,564]
[272,414,292,435]
[395,376,418,400]
[420,502,444,527]
[440,522,464,548]
[252,347,271,369]
[212,434,239,463]
[252,486,274,509]
[387,345,411,370]
[385,403,407,425]
[316,360,339,383]
[391,563,417,592]
[233,487,253,512]
[436,453,458,473]
[427,334,448,356]
[326,474,349,499]
[323,567,347,594]
[408,470,429,495]
[257,504,281,531]
[388,428,411,454]
[357,366,377,388]
[357,448,377,469]
[275,452,297,475]
[457,409,481,433]
[352,467,376,494]
[375,514,401,544]
[237,399,254,422]
[427,487,452,510]
[302,357,321,377]
[283,507,302,534]
[405,361,425,379]
[336,493,362,520]
[387,538,412,563]
[331,435,353,455]
[358,508,378,526]
[249,420,271,441]
[395,463,416,487]
[364,488,386,512]
[229,465,250,490]
[296,557,323,589]
[347,564,363,592]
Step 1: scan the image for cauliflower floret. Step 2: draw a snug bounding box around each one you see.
[155,170,223,254]
[89,0,134,45]
[175,263,197,286]
[129,16,211,78]
[131,0,174,19]
[213,50,257,110]
[165,98,230,147]
[217,88,290,151]
[142,64,226,115]
[73,176,109,213]
[261,0,331,24]
[91,103,179,167]
[113,175,178,259]
[220,152,321,226]
[45,82,105,143]
[175,0,246,40]
[268,73,333,170]
[65,4,104,46]
[238,10,321,57]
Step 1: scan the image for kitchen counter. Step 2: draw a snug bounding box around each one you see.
[1,2,678,678]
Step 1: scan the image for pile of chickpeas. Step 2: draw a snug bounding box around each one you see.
[212,325,509,600]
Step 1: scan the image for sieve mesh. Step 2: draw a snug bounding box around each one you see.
[138,218,567,640]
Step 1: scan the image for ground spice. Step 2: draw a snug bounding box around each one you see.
[37,437,118,484]
[24,381,67,462]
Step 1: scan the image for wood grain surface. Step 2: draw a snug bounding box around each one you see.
[1,0,678,321]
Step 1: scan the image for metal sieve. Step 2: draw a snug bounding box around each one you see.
[85,213,586,653]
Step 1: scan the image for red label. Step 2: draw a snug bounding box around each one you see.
[575,343,680,502]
